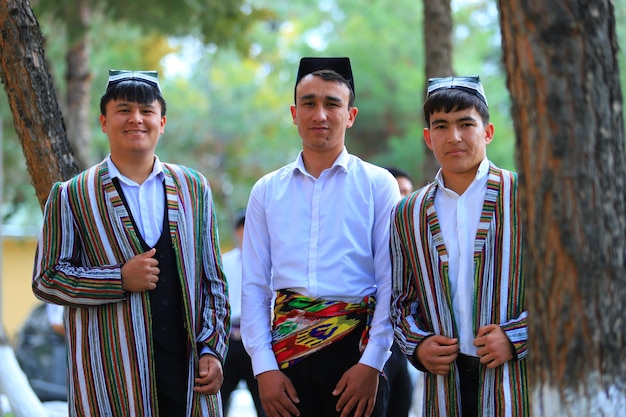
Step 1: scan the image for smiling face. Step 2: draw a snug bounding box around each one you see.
[423,106,494,192]
[100,99,166,159]
[290,74,358,157]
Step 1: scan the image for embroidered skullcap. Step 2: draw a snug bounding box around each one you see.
[296,57,355,96]
[427,75,487,107]
[106,70,162,94]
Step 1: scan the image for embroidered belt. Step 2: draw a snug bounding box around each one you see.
[271,289,375,369]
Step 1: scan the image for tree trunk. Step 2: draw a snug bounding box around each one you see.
[65,0,92,170]
[0,0,80,210]
[498,0,626,415]
[421,0,453,183]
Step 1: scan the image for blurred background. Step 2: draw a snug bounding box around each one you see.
[2,0,626,345]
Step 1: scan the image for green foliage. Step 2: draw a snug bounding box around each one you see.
[4,0,626,240]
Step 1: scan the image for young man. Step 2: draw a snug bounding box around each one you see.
[383,166,415,417]
[220,209,266,417]
[241,57,400,417]
[32,70,230,416]
[390,76,528,417]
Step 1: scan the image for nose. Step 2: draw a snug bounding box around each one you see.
[128,108,143,123]
[312,104,328,121]
[448,126,461,143]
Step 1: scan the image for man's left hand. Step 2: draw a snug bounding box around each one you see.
[193,354,223,395]
[332,363,379,417]
[474,324,514,368]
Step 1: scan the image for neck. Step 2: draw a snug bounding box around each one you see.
[441,170,477,195]
[111,154,155,184]
[301,148,342,178]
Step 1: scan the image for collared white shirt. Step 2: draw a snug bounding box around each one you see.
[221,247,242,322]
[241,147,400,376]
[434,157,490,356]
[106,155,165,247]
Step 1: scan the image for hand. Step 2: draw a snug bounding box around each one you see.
[415,335,458,375]
[332,363,379,417]
[474,324,513,368]
[121,248,159,292]
[193,354,223,395]
[257,370,300,417]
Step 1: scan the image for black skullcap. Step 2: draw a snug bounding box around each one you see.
[427,75,487,107]
[106,70,162,94]
[296,57,355,96]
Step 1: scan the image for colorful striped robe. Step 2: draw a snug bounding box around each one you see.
[32,161,230,417]
[390,164,528,417]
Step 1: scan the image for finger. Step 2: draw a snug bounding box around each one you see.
[141,248,157,258]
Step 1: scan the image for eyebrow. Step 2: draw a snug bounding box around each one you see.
[298,93,343,104]
[431,115,478,125]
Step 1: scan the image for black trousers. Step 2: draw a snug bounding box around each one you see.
[154,343,189,417]
[221,337,266,416]
[281,327,389,417]
[456,353,480,417]
[384,342,413,417]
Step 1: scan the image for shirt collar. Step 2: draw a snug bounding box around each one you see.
[294,147,350,176]
[106,154,165,186]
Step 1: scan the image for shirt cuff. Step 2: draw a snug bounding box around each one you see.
[359,340,392,372]
[250,348,280,377]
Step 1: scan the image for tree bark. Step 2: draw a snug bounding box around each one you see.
[498,0,626,415]
[0,0,80,210]
[421,0,453,183]
[65,0,92,170]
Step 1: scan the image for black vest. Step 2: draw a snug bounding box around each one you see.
[113,179,187,353]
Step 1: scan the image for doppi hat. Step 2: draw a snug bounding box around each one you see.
[295,57,355,96]
[106,70,162,94]
[427,75,487,106]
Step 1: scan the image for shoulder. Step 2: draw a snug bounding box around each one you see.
[163,163,209,187]
[252,162,297,189]
[347,155,396,186]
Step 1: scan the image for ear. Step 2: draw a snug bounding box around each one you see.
[160,115,167,134]
[290,105,297,125]
[423,127,434,150]
[346,106,358,128]
[484,123,495,144]
[100,114,107,133]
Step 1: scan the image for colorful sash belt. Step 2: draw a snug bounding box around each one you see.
[271,289,375,369]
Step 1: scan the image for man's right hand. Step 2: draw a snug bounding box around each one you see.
[257,369,301,417]
[415,335,459,375]
[121,248,160,292]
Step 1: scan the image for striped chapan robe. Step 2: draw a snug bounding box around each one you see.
[390,163,528,417]
[32,160,230,417]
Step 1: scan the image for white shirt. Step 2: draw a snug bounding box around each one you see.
[106,155,165,247]
[221,247,242,322]
[434,157,489,356]
[241,148,401,376]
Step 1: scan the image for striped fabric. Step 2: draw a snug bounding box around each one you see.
[32,161,230,417]
[271,289,375,369]
[390,164,528,417]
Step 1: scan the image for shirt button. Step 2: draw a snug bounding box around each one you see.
[162,299,169,306]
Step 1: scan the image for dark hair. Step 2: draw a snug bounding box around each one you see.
[100,80,167,116]
[233,209,246,229]
[423,89,489,126]
[294,69,355,108]
[385,166,412,182]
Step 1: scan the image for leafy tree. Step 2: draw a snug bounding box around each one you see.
[499,0,626,414]
[28,0,270,169]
